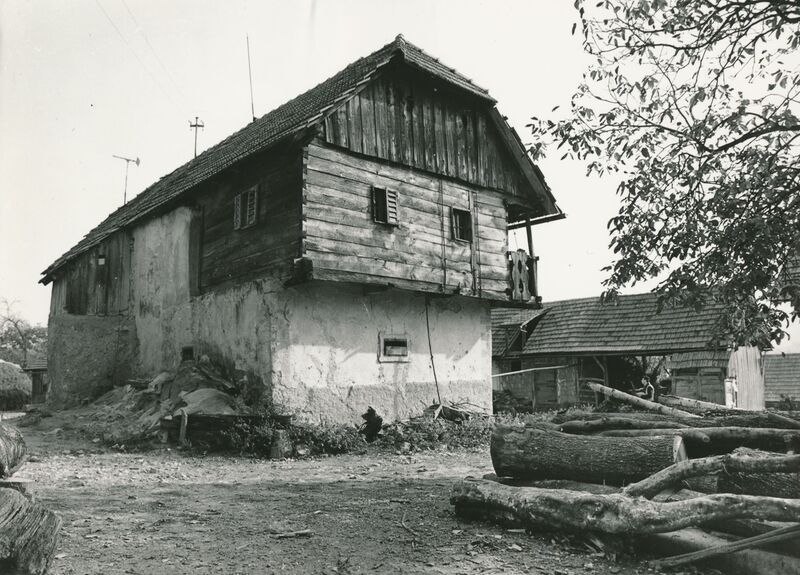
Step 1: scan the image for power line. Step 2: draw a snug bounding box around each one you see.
[119,0,184,99]
[94,0,179,110]
[246,35,256,122]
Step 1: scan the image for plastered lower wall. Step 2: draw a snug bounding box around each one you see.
[50,207,493,422]
[272,283,492,424]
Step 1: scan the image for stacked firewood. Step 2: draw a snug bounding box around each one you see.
[451,383,800,572]
[0,424,62,575]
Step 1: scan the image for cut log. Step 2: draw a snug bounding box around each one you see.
[623,451,800,499]
[585,383,699,418]
[651,523,800,569]
[550,411,685,425]
[596,426,800,456]
[482,474,620,494]
[491,424,686,485]
[0,489,61,575]
[643,528,800,575]
[658,394,748,413]
[0,424,27,478]
[653,489,800,557]
[557,417,689,434]
[658,396,800,430]
[450,477,800,534]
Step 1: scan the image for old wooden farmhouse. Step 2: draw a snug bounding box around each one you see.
[492,293,765,411]
[40,36,562,423]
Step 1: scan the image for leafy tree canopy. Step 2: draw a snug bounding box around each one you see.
[531,0,800,346]
[0,300,46,366]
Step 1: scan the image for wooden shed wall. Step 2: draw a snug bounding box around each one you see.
[729,346,764,410]
[322,69,535,206]
[303,141,509,299]
[196,148,303,290]
[52,231,132,316]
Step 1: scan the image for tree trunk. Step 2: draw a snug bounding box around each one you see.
[596,427,800,456]
[623,452,800,499]
[658,396,800,430]
[0,489,62,575]
[450,477,800,534]
[586,383,699,418]
[0,424,27,478]
[491,424,686,485]
[557,417,689,434]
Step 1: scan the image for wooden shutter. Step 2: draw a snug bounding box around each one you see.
[233,193,242,230]
[385,189,398,225]
[246,187,258,226]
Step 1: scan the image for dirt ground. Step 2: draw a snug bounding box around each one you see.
[8,416,704,575]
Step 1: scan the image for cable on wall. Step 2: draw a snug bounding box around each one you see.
[425,295,443,406]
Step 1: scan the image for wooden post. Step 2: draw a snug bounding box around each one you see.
[525,220,538,301]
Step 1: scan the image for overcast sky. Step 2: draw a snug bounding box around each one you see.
[1,0,797,351]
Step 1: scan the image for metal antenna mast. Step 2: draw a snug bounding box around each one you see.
[112,154,140,204]
[247,35,256,122]
[189,116,205,158]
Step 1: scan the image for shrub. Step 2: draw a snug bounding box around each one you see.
[0,388,30,411]
[289,423,365,455]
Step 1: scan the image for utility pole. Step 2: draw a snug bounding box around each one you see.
[112,154,140,204]
[189,116,204,158]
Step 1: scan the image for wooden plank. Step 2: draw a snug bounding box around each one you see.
[465,111,477,183]
[476,113,488,185]
[360,90,376,157]
[444,103,456,177]
[372,81,386,159]
[456,111,468,180]
[410,86,424,168]
[422,92,435,172]
[347,96,362,155]
[432,98,445,173]
[398,83,411,165]
[335,103,349,148]
[386,80,398,162]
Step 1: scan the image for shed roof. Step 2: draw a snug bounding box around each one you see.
[764,353,800,401]
[43,35,546,284]
[492,293,727,357]
[22,357,47,371]
[667,350,730,370]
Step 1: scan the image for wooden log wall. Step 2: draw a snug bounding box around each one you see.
[323,69,534,205]
[53,230,132,316]
[197,148,303,290]
[303,141,509,299]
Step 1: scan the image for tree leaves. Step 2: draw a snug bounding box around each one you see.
[530,0,800,345]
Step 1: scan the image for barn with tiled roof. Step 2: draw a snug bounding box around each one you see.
[491,293,764,410]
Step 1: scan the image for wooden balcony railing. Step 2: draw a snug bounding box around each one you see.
[507,249,540,304]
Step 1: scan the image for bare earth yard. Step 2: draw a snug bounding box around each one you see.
[11,419,694,575]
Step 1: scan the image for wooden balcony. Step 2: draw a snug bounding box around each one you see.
[507,249,540,304]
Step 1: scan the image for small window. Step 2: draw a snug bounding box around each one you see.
[451,207,472,242]
[373,186,399,226]
[234,186,259,230]
[379,333,409,362]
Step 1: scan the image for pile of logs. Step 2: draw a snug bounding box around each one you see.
[0,423,61,575]
[451,383,800,573]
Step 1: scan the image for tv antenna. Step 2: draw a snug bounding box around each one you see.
[189,116,205,158]
[247,35,256,122]
[112,154,140,204]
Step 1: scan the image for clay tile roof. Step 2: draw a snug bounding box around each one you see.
[764,353,800,401]
[494,292,727,357]
[40,35,493,284]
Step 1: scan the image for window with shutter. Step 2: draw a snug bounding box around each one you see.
[373,186,399,226]
[233,186,259,230]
